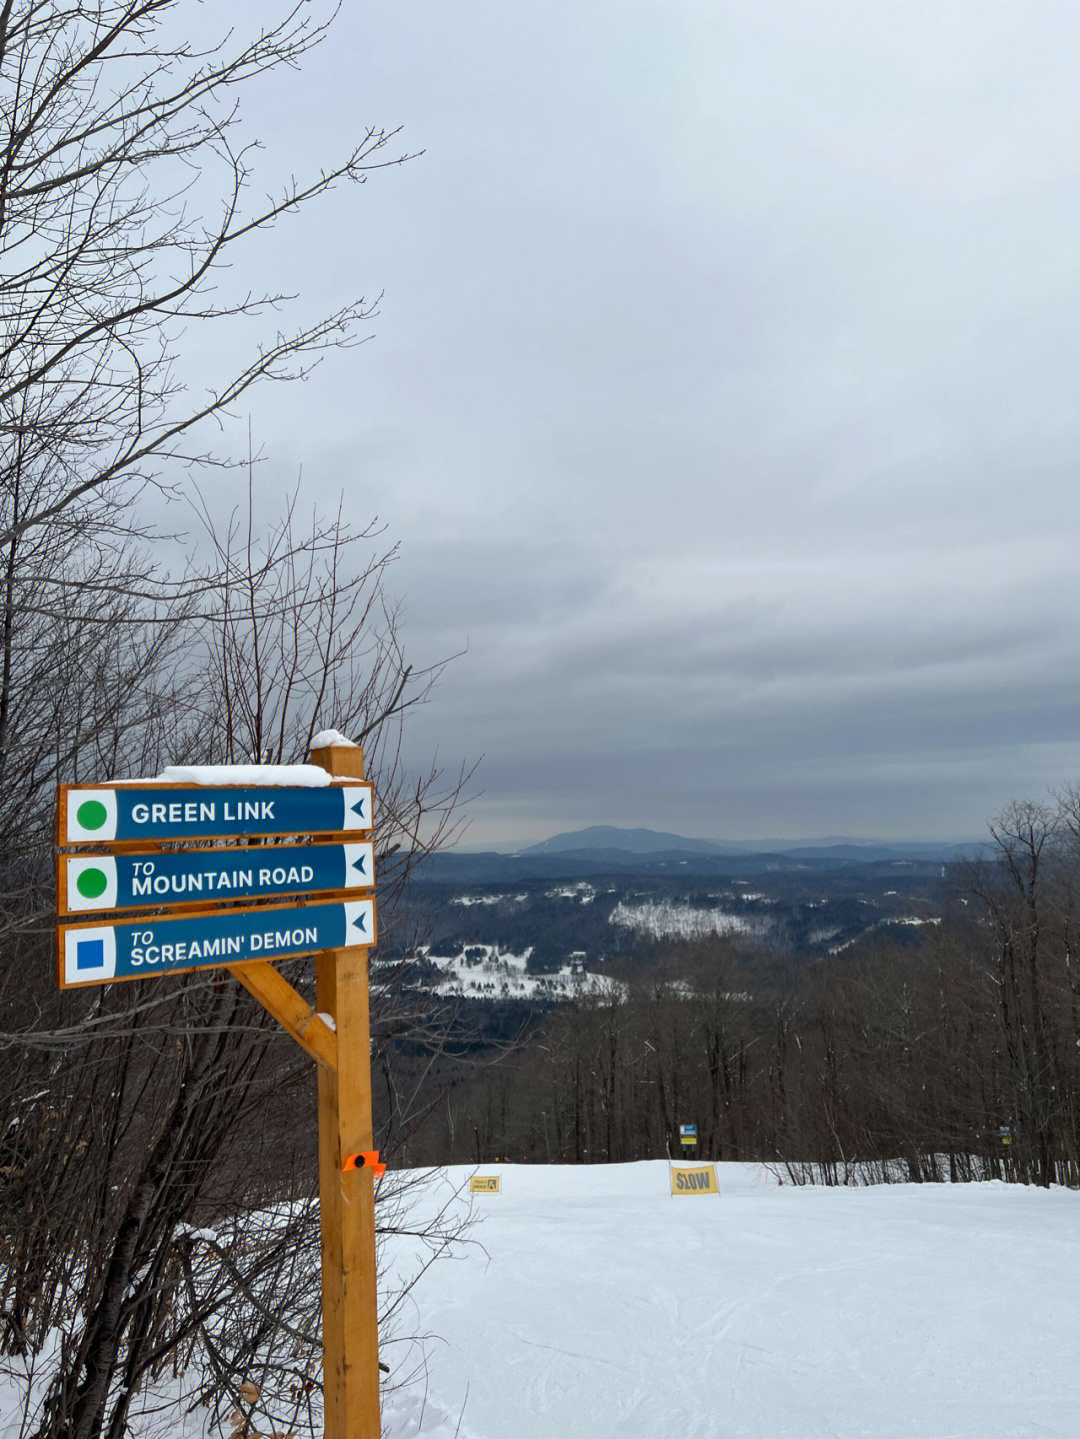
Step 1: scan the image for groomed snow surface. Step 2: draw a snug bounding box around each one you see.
[382,1162,1080,1439]
[5,1165,1078,1438]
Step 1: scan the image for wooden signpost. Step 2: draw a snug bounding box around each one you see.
[55,742,384,1438]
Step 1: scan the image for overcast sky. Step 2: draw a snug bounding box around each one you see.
[184,1,1080,846]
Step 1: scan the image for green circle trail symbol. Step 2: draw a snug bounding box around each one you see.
[76,800,107,831]
[76,867,108,899]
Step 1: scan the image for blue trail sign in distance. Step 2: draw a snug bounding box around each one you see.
[59,783,372,844]
[59,898,376,988]
[60,841,375,915]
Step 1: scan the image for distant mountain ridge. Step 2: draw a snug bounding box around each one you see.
[522,825,723,855]
[515,825,984,862]
[415,828,990,885]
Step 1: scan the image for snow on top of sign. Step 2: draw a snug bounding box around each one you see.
[153,764,332,787]
[310,728,357,749]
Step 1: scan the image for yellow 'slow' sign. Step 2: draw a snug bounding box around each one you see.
[670,1165,719,1195]
[469,1176,501,1193]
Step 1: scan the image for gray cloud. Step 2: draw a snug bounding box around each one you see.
[173,2,1080,844]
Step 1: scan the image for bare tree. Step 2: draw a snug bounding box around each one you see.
[0,475,475,1439]
[0,7,486,1432]
[0,0,414,581]
[189,478,470,899]
[967,802,1061,1185]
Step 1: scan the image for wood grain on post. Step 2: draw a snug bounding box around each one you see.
[310,741,381,1439]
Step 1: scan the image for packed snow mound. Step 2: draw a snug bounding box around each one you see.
[310,728,358,749]
[382,1161,1080,1438]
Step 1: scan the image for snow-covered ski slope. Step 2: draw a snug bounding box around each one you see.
[384,1161,1080,1439]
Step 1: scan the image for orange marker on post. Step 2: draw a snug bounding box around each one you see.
[343,1149,386,1176]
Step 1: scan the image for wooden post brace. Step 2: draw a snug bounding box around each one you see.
[226,960,338,1071]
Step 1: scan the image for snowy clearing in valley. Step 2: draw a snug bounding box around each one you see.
[381,1161,1080,1438]
[545,881,596,902]
[419,944,622,1001]
[609,898,770,941]
[450,893,529,906]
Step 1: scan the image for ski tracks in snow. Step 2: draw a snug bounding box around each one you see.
[381,1163,1080,1439]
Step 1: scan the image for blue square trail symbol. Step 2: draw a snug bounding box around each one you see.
[76,938,105,971]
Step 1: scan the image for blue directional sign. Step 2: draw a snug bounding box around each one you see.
[60,783,373,843]
[60,842,374,915]
[59,899,376,987]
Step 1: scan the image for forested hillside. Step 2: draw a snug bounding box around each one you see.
[385,798,1080,1190]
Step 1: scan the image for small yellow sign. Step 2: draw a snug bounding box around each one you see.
[670,1165,719,1195]
[469,1175,501,1193]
